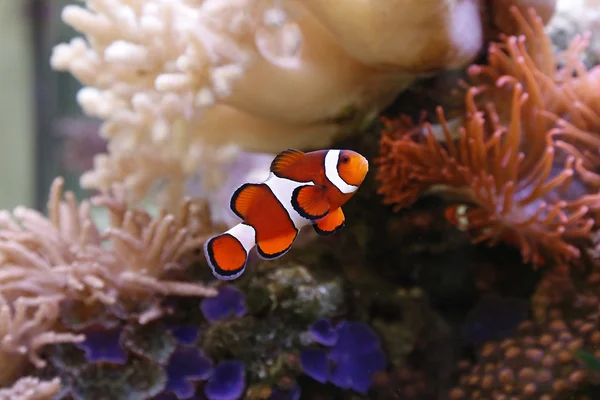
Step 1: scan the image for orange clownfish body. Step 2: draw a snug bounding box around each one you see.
[204,148,369,280]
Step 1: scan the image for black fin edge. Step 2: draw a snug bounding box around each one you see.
[204,233,247,279]
[290,185,329,220]
[230,183,262,220]
[313,220,345,236]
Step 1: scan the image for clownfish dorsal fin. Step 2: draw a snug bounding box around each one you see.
[230,183,263,220]
[270,148,305,178]
[291,184,330,220]
[313,207,345,236]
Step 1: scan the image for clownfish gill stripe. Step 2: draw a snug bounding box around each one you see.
[324,150,358,195]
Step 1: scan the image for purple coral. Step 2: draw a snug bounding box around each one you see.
[165,345,213,399]
[204,361,246,400]
[166,323,201,345]
[157,319,251,400]
[200,285,247,323]
[308,318,338,346]
[76,324,127,364]
[299,320,387,394]
[300,348,328,384]
[73,318,250,400]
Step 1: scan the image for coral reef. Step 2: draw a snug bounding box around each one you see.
[50,0,557,208]
[40,261,368,399]
[376,6,600,266]
[365,5,600,399]
[17,0,600,399]
[203,262,348,392]
[44,295,237,399]
[0,177,218,388]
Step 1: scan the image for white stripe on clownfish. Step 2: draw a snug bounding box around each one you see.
[324,149,359,194]
[263,172,316,229]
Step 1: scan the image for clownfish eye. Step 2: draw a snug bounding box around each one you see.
[341,155,350,163]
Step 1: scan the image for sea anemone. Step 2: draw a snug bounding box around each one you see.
[0,177,219,387]
[375,7,600,266]
[0,177,217,316]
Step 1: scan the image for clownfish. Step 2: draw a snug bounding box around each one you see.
[204,148,369,280]
[444,204,470,232]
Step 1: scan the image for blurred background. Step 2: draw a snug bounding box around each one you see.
[0,0,104,212]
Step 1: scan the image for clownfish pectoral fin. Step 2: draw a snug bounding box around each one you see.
[256,229,298,260]
[270,148,307,180]
[291,185,330,220]
[313,207,345,236]
[230,183,263,220]
[204,224,256,280]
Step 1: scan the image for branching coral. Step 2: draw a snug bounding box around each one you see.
[50,0,556,208]
[376,7,600,266]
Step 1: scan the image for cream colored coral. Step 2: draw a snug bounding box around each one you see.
[0,376,61,400]
[51,0,557,208]
[51,0,306,205]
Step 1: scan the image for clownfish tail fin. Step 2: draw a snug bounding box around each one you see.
[204,223,256,280]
